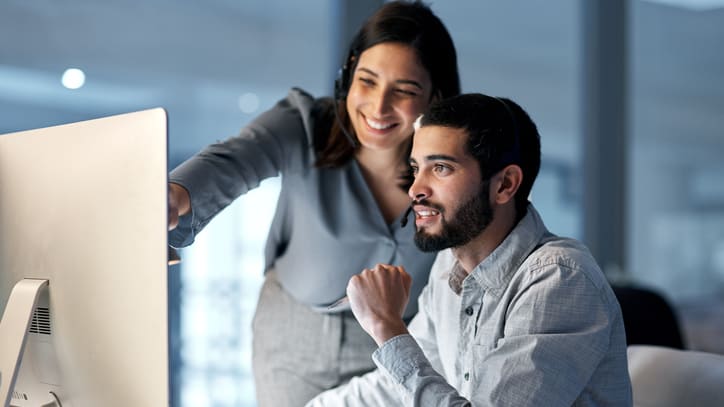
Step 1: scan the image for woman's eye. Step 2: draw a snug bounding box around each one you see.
[359,77,375,86]
[396,88,418,97]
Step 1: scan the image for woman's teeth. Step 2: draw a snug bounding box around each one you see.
[366,117,394,130]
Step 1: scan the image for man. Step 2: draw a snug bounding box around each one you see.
[307,93,632,406]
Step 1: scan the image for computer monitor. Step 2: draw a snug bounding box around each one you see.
[0,108,169,406]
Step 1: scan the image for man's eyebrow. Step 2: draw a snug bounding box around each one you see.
[357,68,424,90]
[409,154,460,165]
[424,154,459,163]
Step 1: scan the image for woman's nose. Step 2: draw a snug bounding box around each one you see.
[371,88,393,116]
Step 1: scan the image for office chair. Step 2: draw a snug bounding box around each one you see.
[612,284,685,349]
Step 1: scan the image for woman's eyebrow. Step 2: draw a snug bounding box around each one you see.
[357,67,424,90]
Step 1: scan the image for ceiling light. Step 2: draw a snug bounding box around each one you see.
[238,92,260,114]
[61,68,85,90]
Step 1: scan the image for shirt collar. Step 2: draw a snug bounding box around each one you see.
[454,203,548,293]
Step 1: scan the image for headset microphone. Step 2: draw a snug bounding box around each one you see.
[400,205,414,228]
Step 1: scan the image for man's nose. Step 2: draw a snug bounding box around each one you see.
[408,178,430,201]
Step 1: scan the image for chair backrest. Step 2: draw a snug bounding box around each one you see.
[628,345,724,407]
[612,285,685,349]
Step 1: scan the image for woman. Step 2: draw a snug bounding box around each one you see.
[167,1,460,405]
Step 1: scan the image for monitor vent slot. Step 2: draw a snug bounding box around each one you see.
[29,306,52,335]
[11,389,29,400]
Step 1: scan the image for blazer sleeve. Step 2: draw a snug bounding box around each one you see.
[168,88,317,247]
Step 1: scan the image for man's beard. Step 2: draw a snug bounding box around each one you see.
[414,181,494,252]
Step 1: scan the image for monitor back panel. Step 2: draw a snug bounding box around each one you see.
[0,108,169,406]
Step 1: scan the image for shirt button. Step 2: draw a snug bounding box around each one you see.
[465,306,474,316]
[464,372,470,381]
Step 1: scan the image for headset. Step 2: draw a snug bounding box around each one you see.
[334,62,351,101]
[333,58,358,148]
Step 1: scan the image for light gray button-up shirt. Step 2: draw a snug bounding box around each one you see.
[308,205,633,406]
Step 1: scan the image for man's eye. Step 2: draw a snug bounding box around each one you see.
[433,164,451,174]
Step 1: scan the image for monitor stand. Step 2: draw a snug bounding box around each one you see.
[0,279,49,406]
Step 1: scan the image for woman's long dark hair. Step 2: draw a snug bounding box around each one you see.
[314,0,461,178]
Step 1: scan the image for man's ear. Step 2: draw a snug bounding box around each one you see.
[492,164,523,205]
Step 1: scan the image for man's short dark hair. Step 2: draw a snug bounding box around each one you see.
[418,93,541,216]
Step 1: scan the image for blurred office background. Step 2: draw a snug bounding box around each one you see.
[1,0,722,405]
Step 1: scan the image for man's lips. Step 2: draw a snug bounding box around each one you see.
[415,207,440,218]
[413,204,443,225]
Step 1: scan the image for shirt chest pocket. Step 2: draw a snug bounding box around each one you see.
[472,326,499,353]
[469,303,505,351]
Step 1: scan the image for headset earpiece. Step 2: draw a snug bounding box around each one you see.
[335,50,358,101]
[334,63,350,101]
[333,54,358,148]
